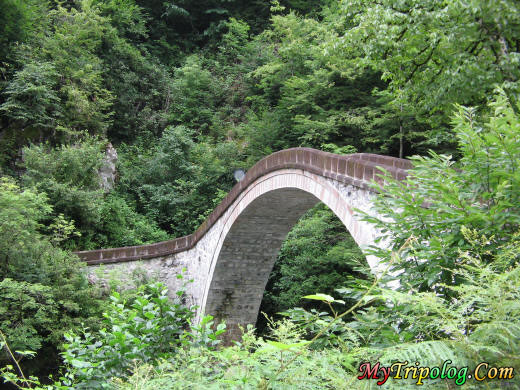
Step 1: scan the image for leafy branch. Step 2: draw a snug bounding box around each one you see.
[269,236,414,381]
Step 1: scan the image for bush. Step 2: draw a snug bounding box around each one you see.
[95,193,169,248]
[116,126,241,237]
[22,138,170,250]
[22,138,106,250]
[362,90,520,296]
[61,282,194,389]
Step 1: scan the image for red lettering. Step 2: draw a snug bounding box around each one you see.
[358,362,381,380]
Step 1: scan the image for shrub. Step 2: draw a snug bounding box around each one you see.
[362,90,520,296]
[22,138,170,250]
[22,138,106,250]
[61,282,194,389]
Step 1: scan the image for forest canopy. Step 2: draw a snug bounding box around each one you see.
[0,0,519,388]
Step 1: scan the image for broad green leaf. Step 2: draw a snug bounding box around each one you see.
[303,293,335,303]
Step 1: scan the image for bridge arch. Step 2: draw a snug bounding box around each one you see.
[76,148,410,341]
[202,168,383,338]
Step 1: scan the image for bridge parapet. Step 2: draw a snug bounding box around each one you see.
[75,148,410,265]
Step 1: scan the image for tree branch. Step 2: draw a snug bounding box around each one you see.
[406,40,439,83]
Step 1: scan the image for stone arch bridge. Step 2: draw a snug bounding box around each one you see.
[76,148,410,340]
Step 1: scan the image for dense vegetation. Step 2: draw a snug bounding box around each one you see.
[0,0,519,388]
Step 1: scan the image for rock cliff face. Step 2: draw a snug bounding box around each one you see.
[99,142,117,192]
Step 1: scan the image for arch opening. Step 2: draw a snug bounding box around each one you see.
[256,202,367,335]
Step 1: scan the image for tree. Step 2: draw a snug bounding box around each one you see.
[0,62,62,138]
[333,0,520,149]
[243,11,391,161]
[22,137,169,250]
[22,138,106,249]
[0,178,103,377]
[1,0,113,143]
[94,0,174,143]
[117,126,241,237]
[0,0,45,74]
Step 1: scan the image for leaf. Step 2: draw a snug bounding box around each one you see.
[201,315,214,325]
[303,293,334,303]
[266,340,311,350]
[14,350,36,357]
[70,359,92,369]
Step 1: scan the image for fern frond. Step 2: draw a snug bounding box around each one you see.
[380,340,469,366]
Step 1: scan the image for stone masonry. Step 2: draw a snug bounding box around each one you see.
[76,148,411,341]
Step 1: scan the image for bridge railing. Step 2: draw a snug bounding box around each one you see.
[75,148,411,265]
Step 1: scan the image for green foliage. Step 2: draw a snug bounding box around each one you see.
[22,138,105,249]
[95,193,169,248]
[97,11,173,142]
[263,228,519,388]
[22,138,169,249]
[0,334,76,390]
[0,280,202,390]
[218,18,251,64]
[0,177,71,284]
[0,62,62,133]
[0,0,113,144]
[361,91,520,296]
[113,337,353,389]
[259,204,367,333]
[242,11,393,161]
[117,126,241,236]
[168,56,220,135]
[181,315,227,349]
[116,276,510,390]
[132,0,279,61]
[0,178,104,378]
[62,282,194,389]
[0,177,50,273]
[0,0,45,70]
[41,1,114,138]
[0,279,59,354]
[1,1,520,388]
[281,0,331,15]
[25,231,515,389]
[334,0,520,147]
[1,0,175,148]
[349,230,520,379]
[164,36,257,142]
[93,0,148,41]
